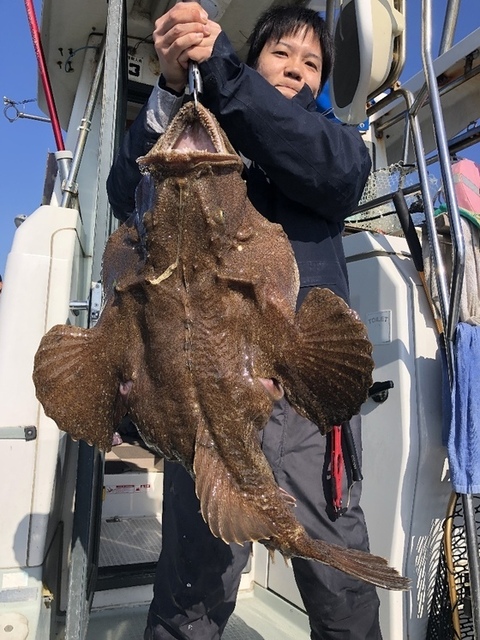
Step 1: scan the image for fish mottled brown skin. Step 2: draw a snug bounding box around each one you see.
[33,102,409,591]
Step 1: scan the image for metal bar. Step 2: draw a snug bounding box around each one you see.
[324,0,336,35]
[14,112,51,123]
[371,63,480,137]
[65,442,104,640]
[409,83,429,120]
[422,0,465,344]
[351,180,423,215]
[61,40,106,209]
[421,2,478,638]
[358,88,451,329]
[55,150,73,189]
[444,124,480,156]
[392,88,452,347]
[90,0,128,282]
[2,98,51,123]
[64,1,127,636]
[353,87,452,344]
[0,426,37,441]
[392,189,444,335]
[439,0,461,55]
[400,112,411,167]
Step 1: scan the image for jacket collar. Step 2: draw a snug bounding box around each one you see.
[292,83,318,112]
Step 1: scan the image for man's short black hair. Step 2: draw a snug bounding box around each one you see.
[246,5,334,92]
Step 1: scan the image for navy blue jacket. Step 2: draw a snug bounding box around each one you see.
[107,31,371,304]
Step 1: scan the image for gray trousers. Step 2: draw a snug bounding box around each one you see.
[145,400,382,640]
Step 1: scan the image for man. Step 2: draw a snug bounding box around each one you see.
[107,4,380,639]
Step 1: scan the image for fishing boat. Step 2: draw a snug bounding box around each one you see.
[0,0,479,638]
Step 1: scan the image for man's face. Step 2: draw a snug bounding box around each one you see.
[255,27,323,99]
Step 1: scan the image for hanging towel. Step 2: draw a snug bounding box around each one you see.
[447,323,480,494]
[423,210,480,326]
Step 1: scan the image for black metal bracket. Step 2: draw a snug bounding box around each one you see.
[368,380,395,403]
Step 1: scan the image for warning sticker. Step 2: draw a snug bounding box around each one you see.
[106,484,135,494]
[136,484,152,492]
[105,483,152,494]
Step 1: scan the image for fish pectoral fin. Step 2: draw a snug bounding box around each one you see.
[33,324,124,451]
[277,288,374,434]
[193,426,279,545]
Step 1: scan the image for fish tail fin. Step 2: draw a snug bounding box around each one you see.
[278,288,374,434]
[279,532,410,591]
[33,324,122,450]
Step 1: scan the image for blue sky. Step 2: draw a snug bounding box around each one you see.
[1,1,479,278]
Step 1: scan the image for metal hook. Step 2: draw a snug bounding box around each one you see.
[188,61,203,111]
[3,97,51,123]
[180,0,203,111]
[3,99,21,122]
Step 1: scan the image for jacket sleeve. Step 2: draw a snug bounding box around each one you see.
[106,84,184,221]
[199,32,371,222]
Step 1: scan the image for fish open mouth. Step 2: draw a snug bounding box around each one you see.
[172,119,219,153]
[138,102,243,174]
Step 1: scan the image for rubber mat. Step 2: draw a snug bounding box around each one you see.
[99,516,162,566]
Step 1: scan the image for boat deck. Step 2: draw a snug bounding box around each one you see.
[86,587,310,640]
[78,449,311,640]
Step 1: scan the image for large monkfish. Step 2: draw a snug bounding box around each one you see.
[33,102,408,590]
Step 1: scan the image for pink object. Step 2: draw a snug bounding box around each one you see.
[452,158,480,215]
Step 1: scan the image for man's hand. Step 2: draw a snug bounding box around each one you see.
[153,3,222,93]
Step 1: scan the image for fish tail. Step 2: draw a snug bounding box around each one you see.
[279,531,410,591]
[33,324,122,451]
[278,288,374,434]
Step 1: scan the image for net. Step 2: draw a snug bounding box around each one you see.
[427,494,480,639]
[346,162,438,234]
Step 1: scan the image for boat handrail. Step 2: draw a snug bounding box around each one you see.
[421,0,466,354]
[60,39,106,210]
[420,3,479,638]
